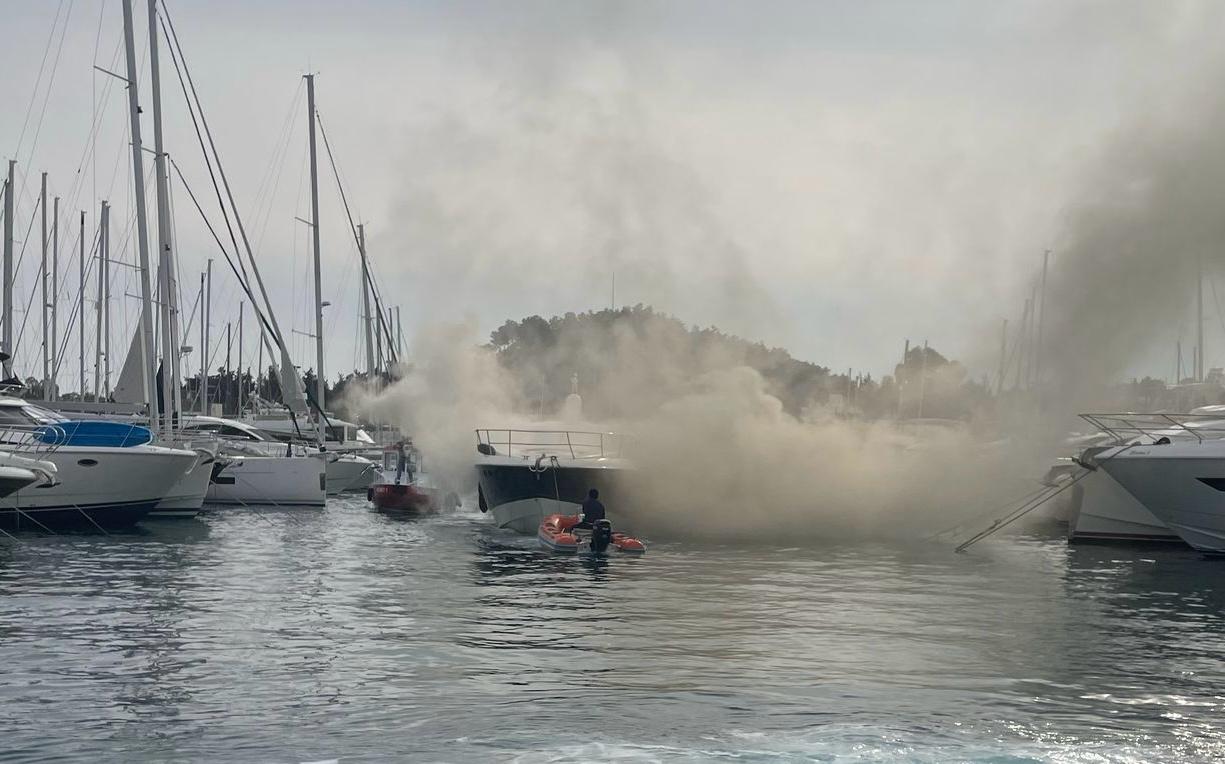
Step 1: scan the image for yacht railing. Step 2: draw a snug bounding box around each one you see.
[475,428,627,460]
[0,424,67,455]
[215,436,316,458]
[1079,413,1225,445]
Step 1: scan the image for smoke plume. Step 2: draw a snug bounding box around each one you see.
[349,315,1038,541]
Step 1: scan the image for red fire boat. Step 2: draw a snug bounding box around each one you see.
[368,441,440,514]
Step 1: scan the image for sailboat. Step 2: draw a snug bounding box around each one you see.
[0,0,204,531]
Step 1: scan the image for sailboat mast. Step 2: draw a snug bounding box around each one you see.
[994,319,1007,395]
[1197,255,1205,382]
[148,0,177,433]
[396,306,403,358]
[199,271,205,412]
[51,195,59,401]
[375,303,384,374]
[2,161,12,378]
[237,301,244,415]
[78,210,85,397]
[120,0,161,430]
[1034,249,1049,387]
[359,223,375,377]
[103,202,112,398]
[40,173,49,398]
[95,201,107,399]
[305,73,325,447]
[202,258,211,414]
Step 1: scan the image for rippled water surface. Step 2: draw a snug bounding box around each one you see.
[2,498,1224,762]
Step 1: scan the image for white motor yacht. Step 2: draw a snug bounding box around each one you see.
[180,416,372,504]
[1064,464,1180,543]
[474,427,632,534]
[0,451,57,498]
[1093,437,1225,552]
[1062,413,1225,545]
[0,398,197,532]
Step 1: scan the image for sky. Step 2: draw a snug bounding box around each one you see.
[1,0,1223,391]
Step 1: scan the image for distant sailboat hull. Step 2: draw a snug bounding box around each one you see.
[325,453,376,495]
[206,455,326,507]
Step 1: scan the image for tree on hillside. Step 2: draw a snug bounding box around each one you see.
[488,305,832,419]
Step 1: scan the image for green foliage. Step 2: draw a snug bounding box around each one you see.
[488,305,832,419]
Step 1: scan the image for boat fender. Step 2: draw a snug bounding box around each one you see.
[477,443,497,456]
[367,487,374,502]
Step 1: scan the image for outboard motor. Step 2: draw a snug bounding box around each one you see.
[590,519,613,554]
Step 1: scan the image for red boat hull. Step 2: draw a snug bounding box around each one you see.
[370,483,436,513]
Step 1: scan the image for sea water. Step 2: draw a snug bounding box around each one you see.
[0,497,1222,762]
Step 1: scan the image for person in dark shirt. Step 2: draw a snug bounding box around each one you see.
[573,488,605,530]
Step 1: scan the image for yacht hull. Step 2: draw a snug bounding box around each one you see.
[476,460,628,534]
[1067,468,1182,544]
[149,455,216,518]
[325,454,376,495]
[0,499,158,532]
[0,445,197,532]
[206,455,326,507]
[370,482,437,514]
[0,466,40,500]
[1100,444,1225,552]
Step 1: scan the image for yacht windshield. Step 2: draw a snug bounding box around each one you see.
[0,404,65,428]
[20,405,65,425]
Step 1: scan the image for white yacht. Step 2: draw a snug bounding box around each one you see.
[0,451,57,498]
[1064,413,1225,545]
[241,409,386,492]
[148,441,221,519]
[475,427,632,534]
[37,403,223,519]
[0,398,198,531]
[245,410,387,452]
[1064,468,1178,543]
[181,416,373,502]
[1093,438,1225,552]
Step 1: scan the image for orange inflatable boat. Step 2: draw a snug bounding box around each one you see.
[538,514,645,555]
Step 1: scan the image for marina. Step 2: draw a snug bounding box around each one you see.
[4,0,1225,760]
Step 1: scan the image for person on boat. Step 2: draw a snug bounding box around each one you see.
[572,488,605,531]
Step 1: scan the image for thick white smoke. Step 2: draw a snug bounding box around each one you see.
[348,320,1040,541]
